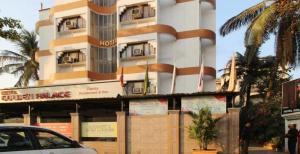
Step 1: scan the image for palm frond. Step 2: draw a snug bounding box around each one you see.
[244,3,279,47]
[220,2,266,36]
[0,63,23,74]
[15,30,38,58]
[0,55,26,64]
[275,18,297,67]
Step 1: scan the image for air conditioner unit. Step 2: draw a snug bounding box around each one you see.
[132,87,143,94]
[62,56,73,63]
[66,20,77,29]
[133,49,144,56]
[132,7,143,19]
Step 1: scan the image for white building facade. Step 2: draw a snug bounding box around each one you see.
[36,0,216,95]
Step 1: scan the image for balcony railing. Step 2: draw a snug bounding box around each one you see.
[120,42,156,60]
[120,4,155,24]
[57,16,86,33]
[57,50,86,65]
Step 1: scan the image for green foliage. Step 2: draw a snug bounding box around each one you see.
[188,107,220,150]
[220,51,290,149]
[220,0,300,67]
[251,95,285,147]
[0,30,39,87]
[0,17,22,40]
[220,52,291,107]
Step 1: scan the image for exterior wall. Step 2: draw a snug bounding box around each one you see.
[127,115,169,153]
[82,141,117,154]
[124,109,239,154]
[158,0,200,31]
[54,0,81,5]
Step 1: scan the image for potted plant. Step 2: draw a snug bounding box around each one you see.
[269,137,281,152]
[188,107,220,154]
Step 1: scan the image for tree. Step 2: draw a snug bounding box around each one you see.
[219,52,290,152]
[0,30,39,87]
[0,17,22,40]
[220,0,300,68]
[220,52,290,107]
[188,107,220,150]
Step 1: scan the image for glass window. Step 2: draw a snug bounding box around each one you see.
[91,46,117,73]
[34,131,74,149]
[0,130,33,152]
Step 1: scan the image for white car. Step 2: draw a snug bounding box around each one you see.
[0,125,98,154]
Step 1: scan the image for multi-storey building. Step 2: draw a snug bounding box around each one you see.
[0,1,239,153]
[36,0,216,94]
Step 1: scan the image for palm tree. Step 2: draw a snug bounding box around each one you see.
[0,30,39,87]
[219,52,290,106]
[220,0,300,68]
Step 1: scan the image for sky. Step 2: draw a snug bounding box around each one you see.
[0,0,299,88]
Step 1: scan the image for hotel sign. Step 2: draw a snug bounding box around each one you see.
[0,81,122,103]
[99,39,116,47]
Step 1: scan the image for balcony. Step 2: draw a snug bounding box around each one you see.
[57,16,86,34]
[125,81,156,95]
[120,42,156,61]
[57,50,86,72]
[119,4,155,27]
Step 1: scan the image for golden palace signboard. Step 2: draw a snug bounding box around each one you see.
[0,81,122,103]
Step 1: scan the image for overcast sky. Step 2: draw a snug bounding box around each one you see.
[0,0,299,88]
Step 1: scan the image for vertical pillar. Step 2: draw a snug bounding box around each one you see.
[23,114,36,126]
[70,113,81,142]
[168,110,180,154]
[116,111,126,154]
[228,108,240,154]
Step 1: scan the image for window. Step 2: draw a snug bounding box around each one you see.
[0,130,33,152]
[90,12,116,41]
[91,46,117,73]
[120,4,155,23]
[33,130,75,149]
[92,0,116,7]
[125,81,156,95]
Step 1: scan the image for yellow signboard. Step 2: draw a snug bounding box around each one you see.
[81,122,117,138]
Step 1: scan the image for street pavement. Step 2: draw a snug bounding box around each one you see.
[249,146,287,154]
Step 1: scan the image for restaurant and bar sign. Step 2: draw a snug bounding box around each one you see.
[0,81,122,103]
[181,95,227,114]
[129,99,168,115]
[282,79,300,114]
[81,122,117,138]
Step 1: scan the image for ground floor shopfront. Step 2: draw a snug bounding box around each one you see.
[0,82,240,154]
